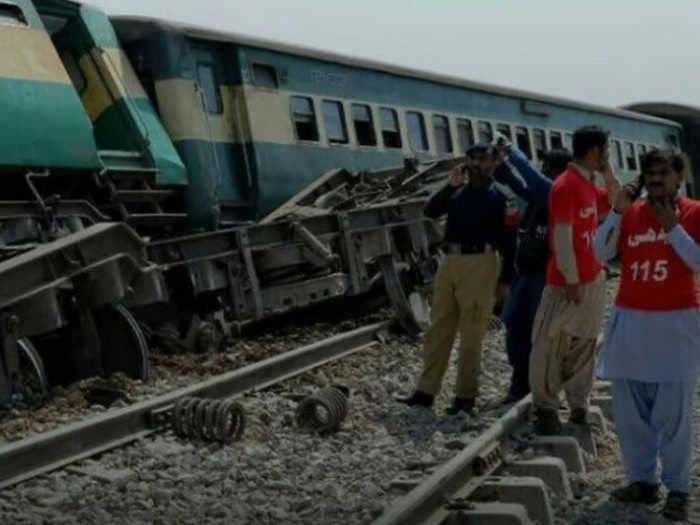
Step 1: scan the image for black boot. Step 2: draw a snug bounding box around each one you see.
[569,407,588,425]
[662,491,689,521]
[396,391,434,408]
[611,481,660,504]
[446,397,474,415]
[534,407,562,435]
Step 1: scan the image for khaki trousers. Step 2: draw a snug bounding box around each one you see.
[529,271,606,411]
[417,252,500,399]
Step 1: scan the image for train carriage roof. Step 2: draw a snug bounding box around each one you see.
[111,15,680,129]
[624,103,700,127]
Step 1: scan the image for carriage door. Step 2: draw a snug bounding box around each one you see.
[192,46,253,223]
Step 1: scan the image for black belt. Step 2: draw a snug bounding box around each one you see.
[446,242,493,255]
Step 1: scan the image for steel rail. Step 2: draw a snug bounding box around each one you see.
[372,395,533,525]
[0,321,390,489]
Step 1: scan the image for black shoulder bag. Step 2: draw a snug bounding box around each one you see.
[516,203,550,272]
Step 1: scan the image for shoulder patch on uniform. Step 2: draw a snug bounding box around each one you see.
[505,206,522,227]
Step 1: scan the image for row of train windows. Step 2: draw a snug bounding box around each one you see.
[291,96,572,160]
[290,95,666,171]
[291,97,402,148]
[292,95,498,153]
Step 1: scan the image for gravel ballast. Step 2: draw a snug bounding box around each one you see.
[1,276,699,524]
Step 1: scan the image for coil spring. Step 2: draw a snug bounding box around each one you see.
[172,396,246,443]
[295,386,349,433]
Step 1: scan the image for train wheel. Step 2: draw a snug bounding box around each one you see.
[17,338,49,403]
[93,304,150,381]
[379,255,430,336]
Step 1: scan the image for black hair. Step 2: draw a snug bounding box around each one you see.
[572,125,609,159]
[466,143,492,157]
[641,148,689,180]
[543,148,572,176]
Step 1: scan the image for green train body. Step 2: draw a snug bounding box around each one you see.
[0,0,690,231]
[0,0,698,403]
[113,17,685,228]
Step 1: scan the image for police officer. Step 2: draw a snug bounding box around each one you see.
[398,143,516,415]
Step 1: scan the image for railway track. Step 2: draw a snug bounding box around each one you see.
[372,391,613,525]
[6,303,695,524]
[0,321,390,490]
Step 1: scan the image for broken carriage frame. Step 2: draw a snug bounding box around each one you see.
[0,157,461,405]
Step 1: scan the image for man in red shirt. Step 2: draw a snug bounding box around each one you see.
[529,125,619,434]
[594,150,698,521]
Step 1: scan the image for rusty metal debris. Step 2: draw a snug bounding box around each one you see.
[295,386,350,433]
[172,396,246,443]
[262,157,462,224]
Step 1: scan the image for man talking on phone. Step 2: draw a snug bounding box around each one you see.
[529,125,620,434]
[397,143,517,415]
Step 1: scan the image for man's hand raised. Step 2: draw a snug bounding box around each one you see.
[449,167,464,187]
[613,187,633,215]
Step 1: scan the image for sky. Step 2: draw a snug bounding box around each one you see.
[88,0,699,110]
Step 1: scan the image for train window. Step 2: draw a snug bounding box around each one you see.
[252,63,278,89]
[322,100,348,144]
[565,133,573,150]
[432,115,452,154]
[380,107,402,149]
[612,140,624,170]
[351,104,376,147]
[669,135,678,148]
[638,144,647,163]
[477,121,493,143]
[195,62,222,114]
[625,142,637,170]
[406,111,428,151]
[496,123,512,140]
[0,3,27,26]
[59,51,86,94]
[515,127,532,160]
[291,96,319,142]
[550,131,563,150]
[456,118,474,153]
[533,129,546,161]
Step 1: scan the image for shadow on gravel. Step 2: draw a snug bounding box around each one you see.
[380,407,471,445]
[571,500,675,525]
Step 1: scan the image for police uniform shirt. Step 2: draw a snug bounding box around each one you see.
[424,181,516,284]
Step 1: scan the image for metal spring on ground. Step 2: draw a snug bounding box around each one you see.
[172,396,246,443]
[295,386,349,433]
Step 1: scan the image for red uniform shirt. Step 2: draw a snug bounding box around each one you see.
[616,197,700,310]
[546,165,611,285]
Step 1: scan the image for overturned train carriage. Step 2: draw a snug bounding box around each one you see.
[0,157,456,404]
[0,0,188,242]
[0,0,695,404]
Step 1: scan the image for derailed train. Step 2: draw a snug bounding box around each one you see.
[0,0,696,404]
